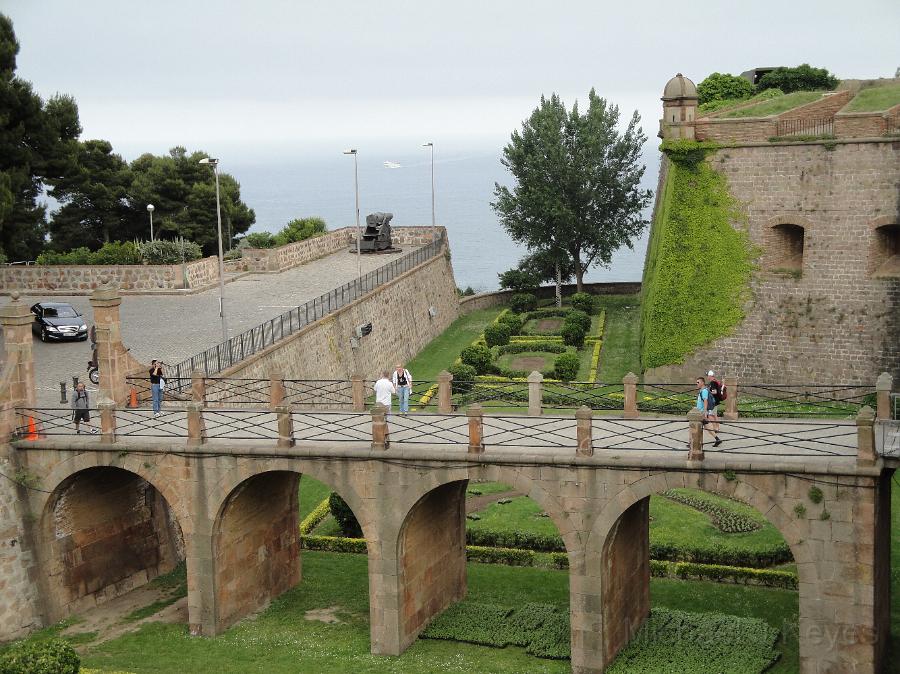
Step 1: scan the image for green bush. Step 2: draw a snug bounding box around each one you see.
[448,363,478,391]
[509,292,537,313]
[757,63,839,93]
[523,308,570,320]
[466,529,564,552]
[650,559,671,577]
[673,561,798,589]
[548,551,568,569]
[0,638,80,674]
[553,352,579,381]
[560,323,585,348]
[272,216,327,246]
[300,534,367,553]
[496,312,524,334]
[697,72,755,105]
[460,345,493,374]
[569,292,594,314]
[36,247,94,265]
[483,323,512,348]
[498,268,539,293]
[136,238,203,264]
[466,545,535,566]
[244,231,276,248]
[563,309,591,333]
[649,540,792,567]
[91,241,141,265]
[299,498,330,535]
[328,492,362,537]
[495,342,566,355]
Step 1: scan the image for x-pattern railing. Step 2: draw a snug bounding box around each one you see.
[290,412,371,443]
[115,409,190,438]
[735,384,874,418]
[125,376,193,402]
[204,378,272,407]
[15,407,88,437]
[384,413,469,444]
[202,409,279,441]
[592,417,689,452]
[284,380,359,408]
[457,381,530,408]
[704,419,857,457]
[546,382,623,411]
[635,383,697,414]
[481,415,578,447]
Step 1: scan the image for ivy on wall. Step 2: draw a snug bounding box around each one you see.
[640,140,756,370]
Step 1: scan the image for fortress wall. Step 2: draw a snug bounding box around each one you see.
[646,139,900,384]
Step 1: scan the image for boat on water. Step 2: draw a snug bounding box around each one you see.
[383,161,401,169]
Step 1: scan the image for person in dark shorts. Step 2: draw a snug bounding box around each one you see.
[696,375,722,447]
[150,359,165,417]
[71,382,97,434]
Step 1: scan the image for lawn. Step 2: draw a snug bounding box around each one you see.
[406,306,504,381]
[720,90,825,118]
[467,496,561,539]
[299,474,332,519]
[593,294,641,382]
[844,83,900,112]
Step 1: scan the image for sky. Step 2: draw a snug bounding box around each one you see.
[5,0,899,161]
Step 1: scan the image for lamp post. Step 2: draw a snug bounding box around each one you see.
[198,157,228,345]
[343,148,361,280]
[422,142,436,241]
[146,204,155,241]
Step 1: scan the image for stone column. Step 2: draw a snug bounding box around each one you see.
[687,407,704,461]
[622,372,638,419]
[875,372,893,421]
[856,406,876,465]
[438,370,453,414]
[269,371,285,410]
[527,371,543,416]
[371,403,389,450]
[275,404,294,448]
[351,374,366,412]
[186,401,206,446]
[576,406,593,456]
[724,376,738,420]
[191,369,206,404]
[90,283,129,405]
[0,292,36,409]
[98,400,117,443]
[467,403,484,453]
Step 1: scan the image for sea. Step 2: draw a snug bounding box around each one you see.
[227,144,660,292]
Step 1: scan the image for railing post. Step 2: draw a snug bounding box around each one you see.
[99,399,117,443]
[275,404,294,448]
[687,407,704,461]
[186,401,206,447]
[576,406,593,456]
[856,405,877,466]
[191,369,206,404]
[371,403,389,450]
[438,370,453,414]
[467,403,484,453]
[270,371,285,410]
[623,372,639,419]
[724,376,738,420]
[876,372,893,421]
[527,371,543,416]
[351,374,366,412]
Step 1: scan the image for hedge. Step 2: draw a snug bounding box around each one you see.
[328,493,361,537]
[553,352,579,381]
[301,534,367,553]
[570,292,594,314]
[672,561,798,589]
[460,345,493,374]
[484,323,512,347]
[299,498,330,535]
[0,638,80,674]
[649,541,792,567]
[510,293,537,313]
[466,529,564,552]
[466,545,535,566]
[495,342,566,355]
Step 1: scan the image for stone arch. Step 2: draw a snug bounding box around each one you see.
[867,215,899,277]
[38,464,185,624]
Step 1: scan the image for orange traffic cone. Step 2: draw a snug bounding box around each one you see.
[25,415,41,441]
[128,386,138,408]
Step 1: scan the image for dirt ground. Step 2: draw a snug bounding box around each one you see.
[508,356,550,372]
[533,318,563,333]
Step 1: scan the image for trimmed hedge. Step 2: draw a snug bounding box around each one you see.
[328,493,361,537]
[570,292,594,314]
[649,541,792,568]
[563,309,591,333]
[460,345,493,374]
[301,534,367,553]
[495,342,566,355]
[467,529,564,552]
[467,545,535,566]
[560,323,585,347]
[484,323,512,347]
[510,293,537,313]
[523,308,570,320]
[496,312,525,334]
[0,638,80,674]
[673,561,798,589]
[553,352,579,381]
[299,498,330,535]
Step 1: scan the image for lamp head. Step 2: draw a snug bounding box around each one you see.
[422,142,433,147]
[146,204,154,213]
[343,149,357,155]
[198,157,219,166]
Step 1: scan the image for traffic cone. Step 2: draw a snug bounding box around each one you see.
[25,415,41,441]
[128,386,138,408]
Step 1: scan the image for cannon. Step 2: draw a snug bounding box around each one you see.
[359,212,393,251]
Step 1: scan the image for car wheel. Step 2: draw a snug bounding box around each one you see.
[89,369,100,385]
[40,328,48,342]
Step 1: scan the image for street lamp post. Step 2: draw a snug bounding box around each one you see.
[343,149,361,280]
[146,204,155,241]
[199,157,228,345]
[422,142,436,241]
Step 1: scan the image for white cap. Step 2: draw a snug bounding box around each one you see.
[707,370,715,377]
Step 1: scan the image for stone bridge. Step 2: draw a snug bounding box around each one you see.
[0,293,897,674]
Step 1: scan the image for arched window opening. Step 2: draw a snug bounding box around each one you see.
[770,223,805,275]
[872,224,900,277]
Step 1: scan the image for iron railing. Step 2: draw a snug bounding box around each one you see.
[776,117,834,137]
[165,234,445,383]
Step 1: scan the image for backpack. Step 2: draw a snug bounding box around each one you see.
[709,378,727,404]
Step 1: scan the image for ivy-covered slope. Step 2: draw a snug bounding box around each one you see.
[640,141,755,370]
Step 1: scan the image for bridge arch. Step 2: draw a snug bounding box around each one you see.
[37,464,185,625]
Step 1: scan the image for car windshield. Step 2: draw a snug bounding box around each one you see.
[44,306,79,318]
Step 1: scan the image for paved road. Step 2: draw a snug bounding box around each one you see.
[1,247,419,406]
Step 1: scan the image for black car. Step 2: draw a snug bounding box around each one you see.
[30,302,89,342]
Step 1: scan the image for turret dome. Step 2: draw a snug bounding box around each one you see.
[662,73,698,101]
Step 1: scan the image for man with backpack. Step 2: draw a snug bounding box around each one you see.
[695,375,722,448]
[704,370,724,447]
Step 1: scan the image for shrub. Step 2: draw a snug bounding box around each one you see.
[301,534,367,554]
[328,492,361,537]
[563,309,591,333]
[136,238,203,264]
[673,562,798,590]
[495,342,566,355]
[649,540,793,568]
[448,363,478,390]
[36,247,93,265]
[569,292,595,315]
[0,638,80,674]
[460,345,493,374]
[484,323,512,348]
[461,286,476,296]
[299,498,330,535]
[466,529,564,552]
[757,63,839,93]
[697,72,755,105]
[498,268,539,293]
[560,323,585,348]
[91,241,141,265]
[272,216,327,246]
[553,352,580,381]
[466,545,535,566]
[509,292,537,313]
[496,312,524,334]
[244,231,276,248]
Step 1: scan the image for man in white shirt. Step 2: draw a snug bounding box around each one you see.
[373,370,395,413]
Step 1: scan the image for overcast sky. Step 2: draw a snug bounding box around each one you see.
[4,0,899,159]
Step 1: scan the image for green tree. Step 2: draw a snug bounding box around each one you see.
[697,73,755,105]
[492,90,652,292]
[0,13,82,260]
[757,64,839,93]
[47,139,133,250]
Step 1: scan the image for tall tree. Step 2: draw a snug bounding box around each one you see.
[0,13,81,260]
[492,90,652,291]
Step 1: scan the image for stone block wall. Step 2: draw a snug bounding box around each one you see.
[695,118,777,143]
[778,91,853,121]
[459,282,642,315]
[645,140,900,384]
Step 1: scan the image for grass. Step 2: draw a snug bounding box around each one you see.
[299,475,332,520]
[593,294,641,381]
[466,481,514,497]
[406,307,504,380]
[124,562,189,622]
[844,83,900,112]
[467,496,560,539]
[720,90,825,117]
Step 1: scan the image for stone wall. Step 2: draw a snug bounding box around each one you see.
[645,139,900,384]
[459,282,642,314]
[220,248,460,381]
